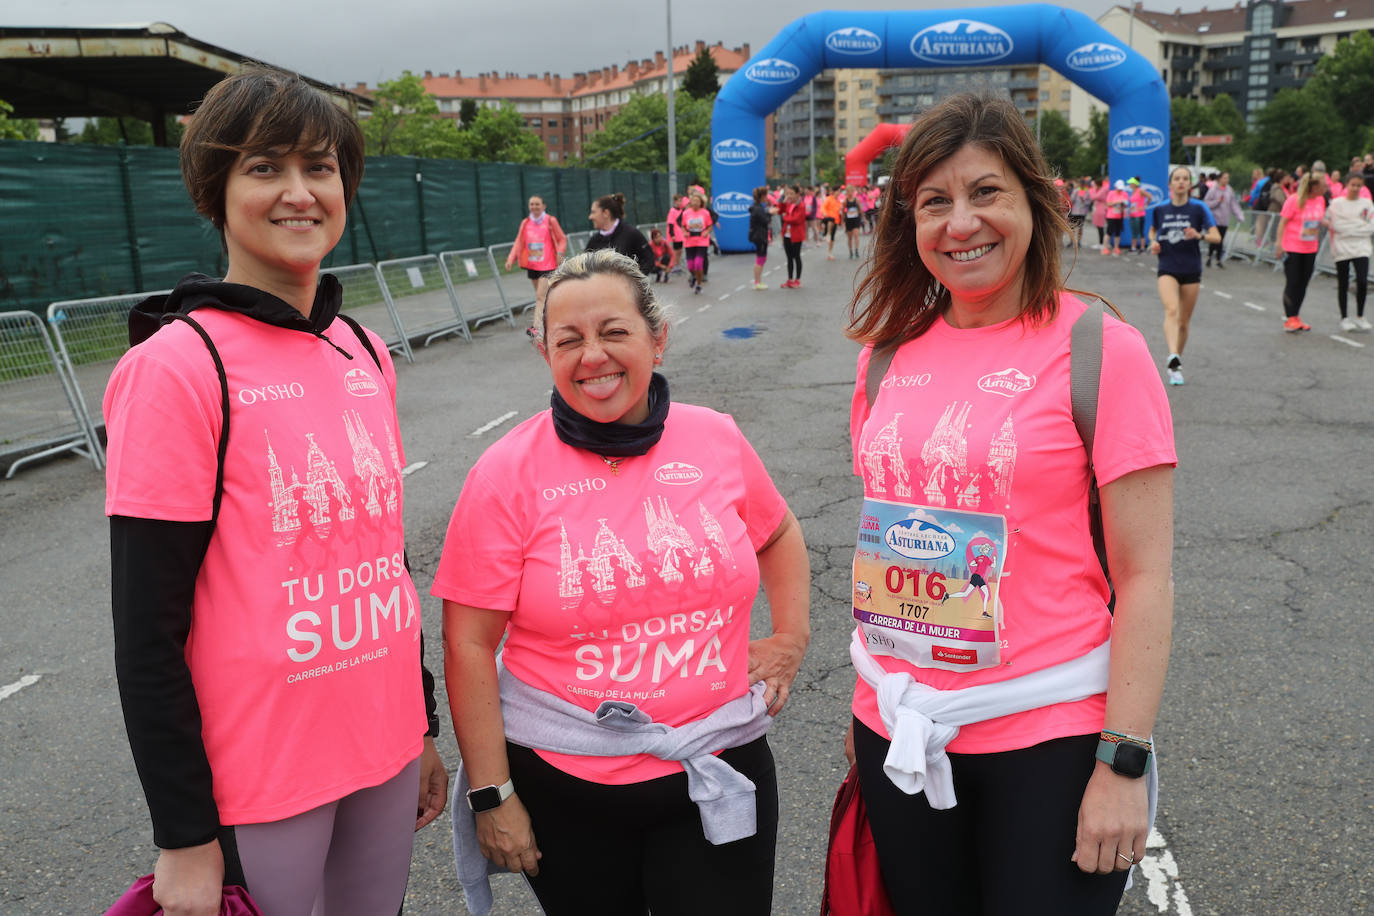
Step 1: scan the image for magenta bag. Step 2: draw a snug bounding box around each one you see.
[105,874,263,916]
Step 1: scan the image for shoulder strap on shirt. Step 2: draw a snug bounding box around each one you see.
[1069,300,1115,611]
[163,313,230,524]
[864,340,900,412]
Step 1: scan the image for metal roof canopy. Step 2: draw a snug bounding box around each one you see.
[0,23,369,145]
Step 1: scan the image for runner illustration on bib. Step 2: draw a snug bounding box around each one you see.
[853,500,1007,671]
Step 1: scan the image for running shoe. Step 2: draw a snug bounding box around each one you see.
[1167,368,1184,386]
[1355,316,1373,331]
[1167,353,1182,371]
[1340,317,1358,332]
[827,254,835,261]
[1112,247,1122,256]
[1215,261,1225,270]
[792,279,803,288]
[753,282,767,290]
[1283,315,1310,332]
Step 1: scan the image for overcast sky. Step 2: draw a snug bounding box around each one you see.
[26,0,1149,88]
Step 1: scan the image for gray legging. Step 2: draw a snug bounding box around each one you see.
[233,756,419,915]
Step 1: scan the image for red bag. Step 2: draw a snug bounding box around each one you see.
[819,765,897,916]
[105,874,264,916]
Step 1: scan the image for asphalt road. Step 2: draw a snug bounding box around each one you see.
[1,232,1370,915]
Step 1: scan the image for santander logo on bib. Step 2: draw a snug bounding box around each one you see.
[344,367,380,397]
[977,368,1036,398]
[654,461,703,486]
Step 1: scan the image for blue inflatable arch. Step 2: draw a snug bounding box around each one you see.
[710,4,1170,251]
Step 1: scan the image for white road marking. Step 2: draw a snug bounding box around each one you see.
[1242,301,1265,311]
[718,293,730,301]
[1212,290,1233,300]
[0,674,40,703]
[401,461,428,477]
[1330,335,1366,348]
[1139,828,1194,915]
[697,304,712,313]
[468,411,517,437]
[735,284,748,292]
[675,315,691,326]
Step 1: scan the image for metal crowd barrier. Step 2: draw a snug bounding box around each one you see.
[0,310,102,477]
[438,248,515,330]
[1314,231,1337,277]
[329,263,415,363]
[45,290,173,470]
[1221,210,1264,264]
[1248,217,1284,270]
[376,254,472,348]
[486,242,538,314]
[566,231,594,254]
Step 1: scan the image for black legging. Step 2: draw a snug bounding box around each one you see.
[783,239,803,280]
[507,737,777,916]
[1336,256,1369,317]
[1208,224,1228,263]
[1283,250,1318,317]
[1095,224,1105,245]
[853,719,1129,915]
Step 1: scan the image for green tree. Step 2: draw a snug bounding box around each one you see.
[1247,86,1348,170]
[1069,107,1109,178]
[798,137,843,186]
[1169,97,1214,163]
[452,102,546,165]
[458,98,479,129]
[361,71,460,157]
[1036,109,1079,179]
[682,47,721,100]
[1207,93,1246,143]
[0,98,39,140]
[579,92,712,173]
[72,115,183,146]
[1311,31,1374,132]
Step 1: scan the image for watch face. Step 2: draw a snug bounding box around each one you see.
[467,786,501,812]
[1113,741,1150,778]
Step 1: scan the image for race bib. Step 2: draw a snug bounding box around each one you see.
[853,498,1007,671]
[1300,219,1321,242]
[527,241,546,262]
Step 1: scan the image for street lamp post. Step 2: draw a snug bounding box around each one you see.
[666,0,677,203]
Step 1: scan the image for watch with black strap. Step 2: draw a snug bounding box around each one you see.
[1095,731,1153,778]
[466,778,515,812]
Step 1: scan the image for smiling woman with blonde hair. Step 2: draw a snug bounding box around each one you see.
[844,92,1177,914]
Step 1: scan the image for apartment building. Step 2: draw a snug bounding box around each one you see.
[353,41,758,165]
[1097,0,1374,123]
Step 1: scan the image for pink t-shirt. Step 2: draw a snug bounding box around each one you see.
[1106,190,1129,219]
[680,208,714,248]
[104,307,426,824]
[1129,189,1148,218]
[849,294,1176,754]
[1280,194,1326,254]
[520,217,557,271]
[432,403,787,784]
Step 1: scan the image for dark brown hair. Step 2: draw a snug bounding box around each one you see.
[594,192,627,220]
[753,185,769,202]
[848,93,1070,346]
[180,65,365,231]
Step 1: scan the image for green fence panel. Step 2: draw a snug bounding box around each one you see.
[555,169,590,233]
[0,139,674,314]
[352,156,424,262]
[123,146,225,288]
[475,162,524,250]
[0,141,137,315]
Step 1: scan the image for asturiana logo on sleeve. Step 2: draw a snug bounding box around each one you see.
[712,191,754,218]
[343,367,380,397]
[1112,125,1167,155]
[1065,42,1127,72]
[911,20,1012,64]
[826,27,883,55]
[712,138,759,165]
[744,58,802,84]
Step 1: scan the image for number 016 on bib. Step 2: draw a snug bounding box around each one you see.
[852,498,1007,672]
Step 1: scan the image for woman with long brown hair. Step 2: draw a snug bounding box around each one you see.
[843,92,1176,914]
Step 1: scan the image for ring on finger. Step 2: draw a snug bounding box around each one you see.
[1117,851,1135,865]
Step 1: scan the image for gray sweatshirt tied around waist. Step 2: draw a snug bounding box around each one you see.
[451,664,774,915]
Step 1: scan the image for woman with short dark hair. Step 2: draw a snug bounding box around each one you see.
[105,66,446,916]
[748,185,777,290]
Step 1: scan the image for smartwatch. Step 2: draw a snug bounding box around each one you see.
[1095,737,1153,778]
[466,779,515,812]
